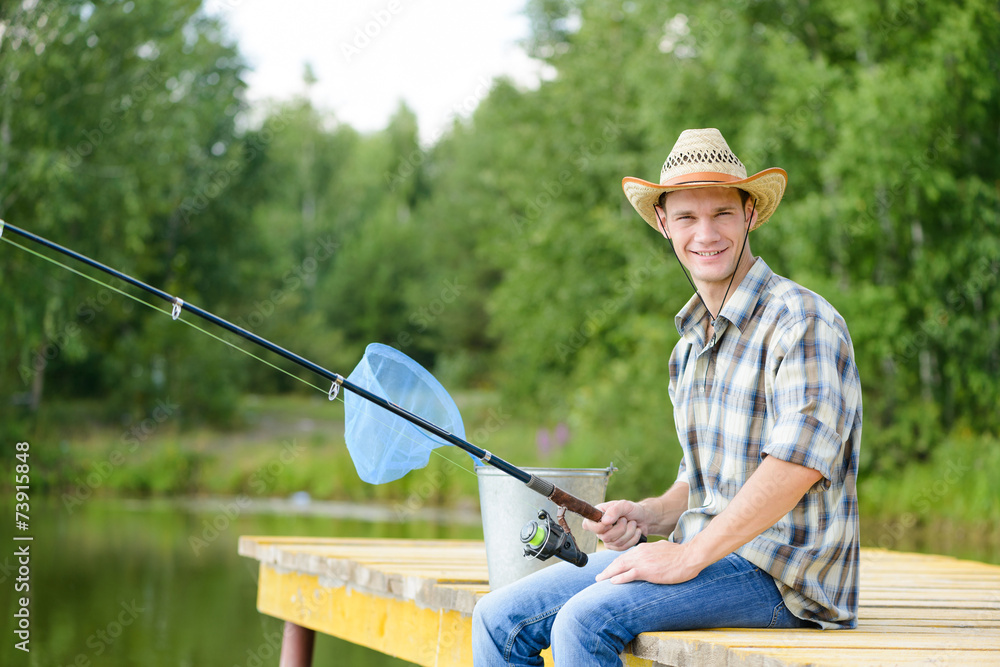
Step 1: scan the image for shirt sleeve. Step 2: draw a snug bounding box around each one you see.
[763,317,861,491]
[675,455,689,486]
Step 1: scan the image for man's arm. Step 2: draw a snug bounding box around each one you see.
[583,480,690,549]
[640,481,690,536]
[595,456,822,585]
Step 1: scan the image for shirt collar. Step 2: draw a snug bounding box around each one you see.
[674,257,774,343]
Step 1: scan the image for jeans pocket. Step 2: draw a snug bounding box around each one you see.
[767,600,787,629]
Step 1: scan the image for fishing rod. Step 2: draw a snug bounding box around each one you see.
[2,220,644,565]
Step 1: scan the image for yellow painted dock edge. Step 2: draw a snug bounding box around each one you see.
[256,562,656,667]
[257,563,473,667]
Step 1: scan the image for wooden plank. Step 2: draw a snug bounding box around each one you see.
[860,606,1000,627]
[728,647,999,666]
[858,602,998,613]
[854,618,1000,629]
[863,572,1000,583]
[860,589,999,602]
[634,628,1000,650]
[630,634,1000,666]
[241,537,1000,667]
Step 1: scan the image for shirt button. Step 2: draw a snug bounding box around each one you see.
[699,386,705,394]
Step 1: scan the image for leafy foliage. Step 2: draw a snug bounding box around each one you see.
[1,0,997,486]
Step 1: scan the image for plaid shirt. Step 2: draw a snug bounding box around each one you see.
[668,257,862,629]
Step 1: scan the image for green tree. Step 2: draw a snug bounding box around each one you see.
[0,0,260,429]
[461,0,999,475]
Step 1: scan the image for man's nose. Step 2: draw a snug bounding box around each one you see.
[692,218,722,242]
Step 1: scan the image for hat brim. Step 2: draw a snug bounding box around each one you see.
[622,167,787,232]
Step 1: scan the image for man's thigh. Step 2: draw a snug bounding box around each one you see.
[482,547,622,620]
[557,552,789,635]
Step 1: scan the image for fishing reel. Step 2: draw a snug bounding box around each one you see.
[520,508,588,567]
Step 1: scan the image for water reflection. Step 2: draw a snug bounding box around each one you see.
[1,496,481,667]
[3,497,996,667]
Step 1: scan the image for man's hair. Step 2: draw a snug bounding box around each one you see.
[658,188,751,209]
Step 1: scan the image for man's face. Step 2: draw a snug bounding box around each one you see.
[654,187,754,291]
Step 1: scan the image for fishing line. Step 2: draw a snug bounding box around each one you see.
[3,235,329,392]
[4,222,619,555]
[2,234,477,480]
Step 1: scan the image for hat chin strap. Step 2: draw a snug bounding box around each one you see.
[654,198,756,329]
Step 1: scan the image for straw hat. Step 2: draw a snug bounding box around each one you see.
[622,128,787,232]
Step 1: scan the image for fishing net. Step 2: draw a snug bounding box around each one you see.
[344,343,469,484]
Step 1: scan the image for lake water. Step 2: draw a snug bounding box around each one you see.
[2,496,996,667]
[1,496,482,667]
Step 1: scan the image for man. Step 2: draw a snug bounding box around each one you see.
[472,128,862,666]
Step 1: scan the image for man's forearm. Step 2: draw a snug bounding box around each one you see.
[687,455,823,567]
[638,481,689,537]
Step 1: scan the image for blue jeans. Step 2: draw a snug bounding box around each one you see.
[472,549,810,666]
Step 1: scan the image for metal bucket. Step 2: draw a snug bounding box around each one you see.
[476,465,615,590]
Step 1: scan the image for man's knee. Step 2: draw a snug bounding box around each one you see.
[551,595,605,644]
[473,591,500,634]
[473,589,551,665]
[551,592,630,657]
[472,592,508,664]
[473,588,522,639]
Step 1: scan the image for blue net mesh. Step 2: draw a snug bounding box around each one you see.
[344,343,467,484]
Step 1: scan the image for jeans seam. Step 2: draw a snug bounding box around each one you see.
[767,600,785,629]
[504,606,563,663]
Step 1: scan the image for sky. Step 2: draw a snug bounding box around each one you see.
[205,0,549,142]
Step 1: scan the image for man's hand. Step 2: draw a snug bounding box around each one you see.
[582,500,649,551]
[594,541,706,585]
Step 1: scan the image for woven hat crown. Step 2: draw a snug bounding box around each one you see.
[660,129,747,183]
[621,127,787,232]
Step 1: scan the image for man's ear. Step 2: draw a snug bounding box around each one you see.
[744,198,758,230]
[653,205,671,239]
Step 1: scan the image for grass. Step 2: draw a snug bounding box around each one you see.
[11,393,1000,537]
[858,430,1000,523]
[21,392,569,508]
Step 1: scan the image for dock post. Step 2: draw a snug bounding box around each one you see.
[279,621,315,667]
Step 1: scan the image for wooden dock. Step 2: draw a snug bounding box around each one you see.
[238,537,1000,666]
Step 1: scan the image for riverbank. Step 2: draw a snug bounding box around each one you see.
[9,393,1000,562]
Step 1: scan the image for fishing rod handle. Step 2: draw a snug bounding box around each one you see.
[525,475,598,520]
[548,483,603,522]
[528,475,648,543]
